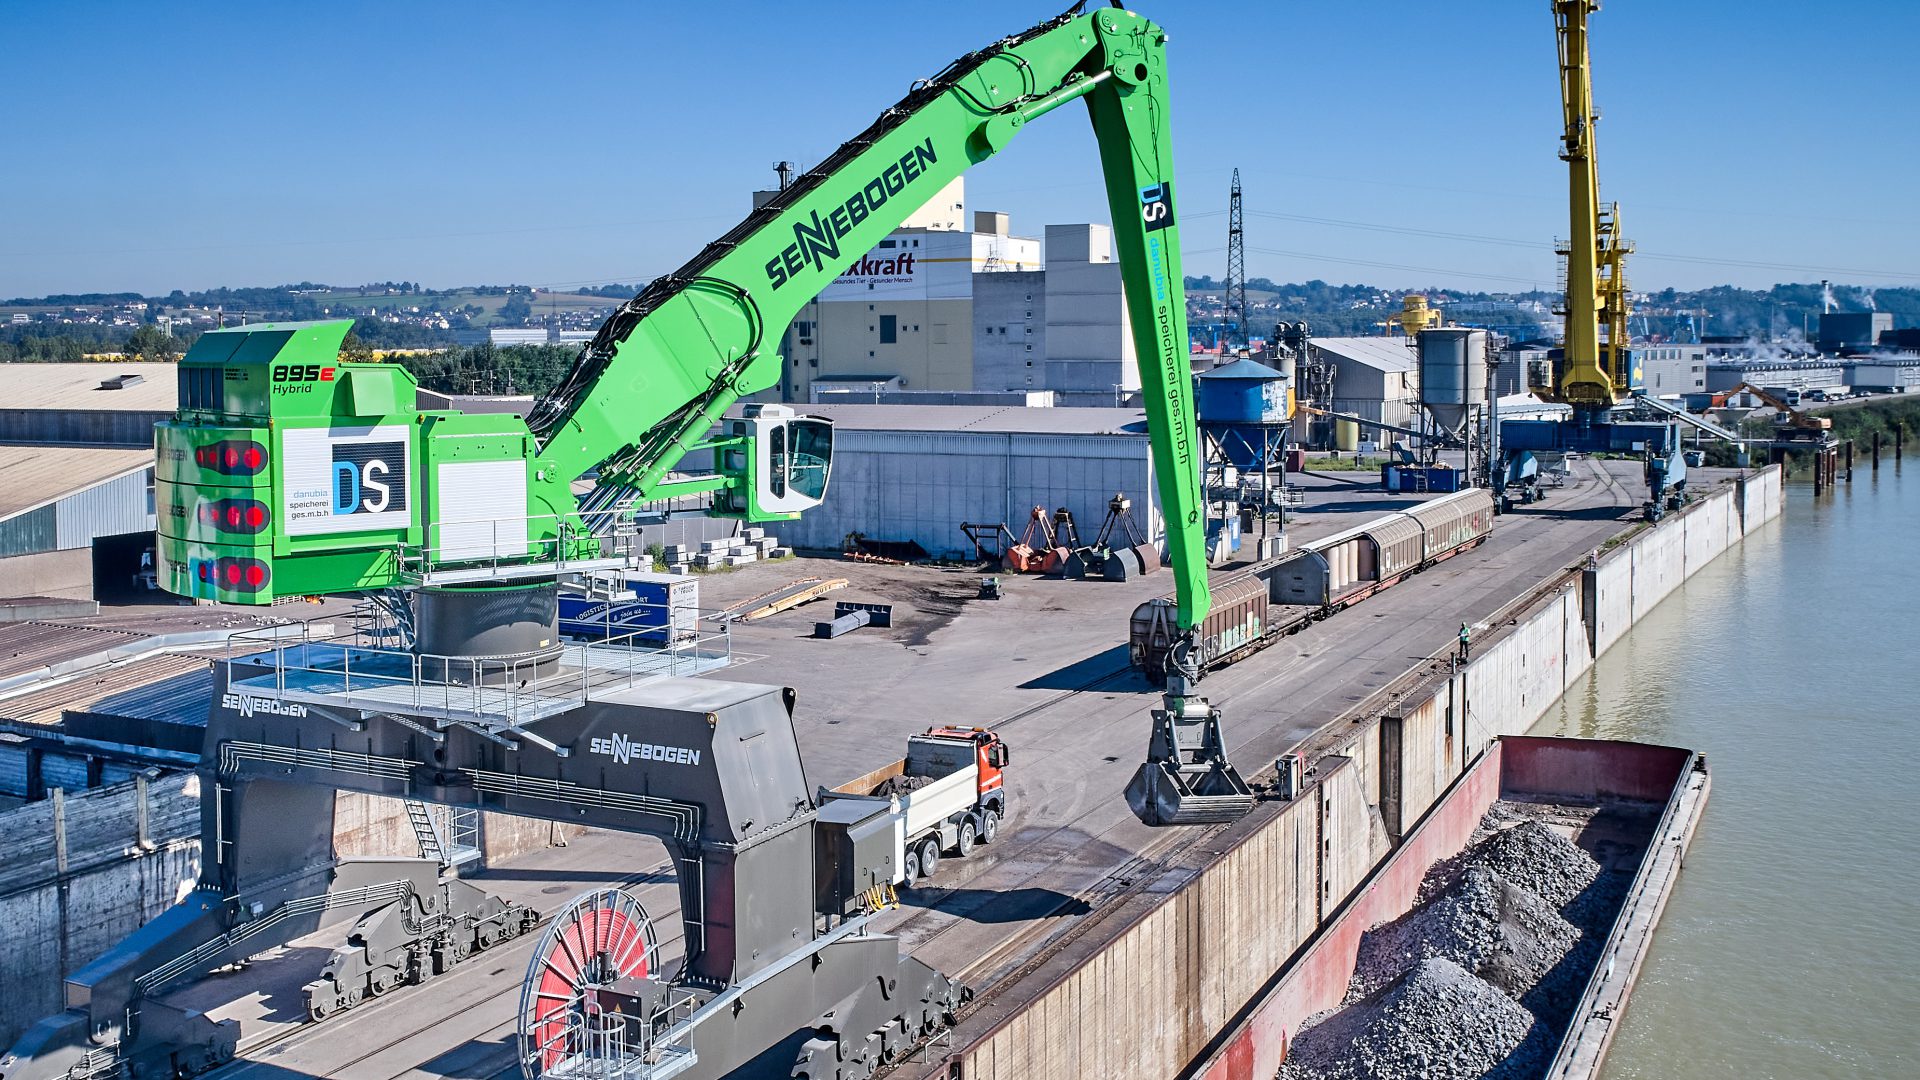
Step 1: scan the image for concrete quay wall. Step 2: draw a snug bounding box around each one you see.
[949,466,1781,1080]
[0,773,201,1046]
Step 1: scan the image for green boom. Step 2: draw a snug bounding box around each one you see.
[154,3,1210,641]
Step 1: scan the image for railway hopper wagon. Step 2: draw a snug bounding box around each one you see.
[1272,488,1493,608]
[1129,489,1494,679]
[1128,573,1269,682]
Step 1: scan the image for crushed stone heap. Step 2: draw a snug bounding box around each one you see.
[1278,957,1533,1080]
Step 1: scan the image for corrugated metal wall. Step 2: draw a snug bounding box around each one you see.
[778,430,1156,558]
[0,506,56,558]
[0,410,168,449]
[54,468,154,549]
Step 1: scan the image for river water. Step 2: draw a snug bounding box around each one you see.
[1530,456,1920,1080]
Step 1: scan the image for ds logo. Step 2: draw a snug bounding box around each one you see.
[332,441,407,516]
[1139,182,1175,232]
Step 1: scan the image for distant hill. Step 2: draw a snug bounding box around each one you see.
[0,280,649,360]
[1183,276,1917,343]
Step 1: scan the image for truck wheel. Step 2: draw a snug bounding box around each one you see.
[956,819,977,858]
[981,808,1001,844]
[917,838,941,881]
[902,849,920,886]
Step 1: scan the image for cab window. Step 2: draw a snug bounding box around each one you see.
[787,420,832,501]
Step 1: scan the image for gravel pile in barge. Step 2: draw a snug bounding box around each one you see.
[1279,807,1629,1080]
[1278,958,1531,1080]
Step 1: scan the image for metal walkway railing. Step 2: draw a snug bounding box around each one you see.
[220,616,732,756]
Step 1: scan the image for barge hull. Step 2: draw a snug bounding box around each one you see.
[1192,735,1710,1080]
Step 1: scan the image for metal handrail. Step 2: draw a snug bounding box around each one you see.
[223,614,733,732]
[387,510,632,581]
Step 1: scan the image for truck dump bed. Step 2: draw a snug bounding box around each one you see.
[827,736,979,839]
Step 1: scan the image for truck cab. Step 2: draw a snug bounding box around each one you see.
[922,726,1009,800]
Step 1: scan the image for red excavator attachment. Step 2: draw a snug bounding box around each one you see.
[1004,505,1064,574]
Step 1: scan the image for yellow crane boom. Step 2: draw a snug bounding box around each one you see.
[1551,0,1636,408]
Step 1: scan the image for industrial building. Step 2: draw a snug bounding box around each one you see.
[0,447,155,601]
[1307,337,1420,433]
[1818,310,1894,354]
[1847,359,1920,392]
[765,402,1160,559]
[1632,344,1707,397]
[0,365,176,601]
[1706,360,1847,394]
[1,363,177,447]
[759,178,1138,405]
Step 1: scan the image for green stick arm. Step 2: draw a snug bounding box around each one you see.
[523,6,1099,485]
[1083,12,1209,639]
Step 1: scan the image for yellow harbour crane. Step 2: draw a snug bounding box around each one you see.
[1549,0,1638,407]
[1497,0,1689,521]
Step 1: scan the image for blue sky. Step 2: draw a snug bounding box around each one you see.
[3,1,1913,298]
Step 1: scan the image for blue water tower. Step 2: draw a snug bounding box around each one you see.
[1197,358,1290,468]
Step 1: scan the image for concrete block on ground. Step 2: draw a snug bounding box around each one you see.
[743,527,766,541]
[815,609,872,638]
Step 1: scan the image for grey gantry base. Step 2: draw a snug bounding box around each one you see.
[3,646,966,1080]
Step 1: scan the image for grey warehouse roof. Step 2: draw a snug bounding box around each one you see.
[0,445,152,521]
[0,653,211,726]
[1,362,181,411]
[1309,337,1415,373]
[774,403,1149,436]
[0,620,148,683]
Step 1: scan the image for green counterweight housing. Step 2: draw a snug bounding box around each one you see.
[156,320,546,603]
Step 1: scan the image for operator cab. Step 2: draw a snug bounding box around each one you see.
[726,404,834,517]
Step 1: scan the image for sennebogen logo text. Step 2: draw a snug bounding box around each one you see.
[220,692,308,719]
[765,138,939,290]
[590,733,702,766]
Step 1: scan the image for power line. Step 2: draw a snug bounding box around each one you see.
[0,213,740,261]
